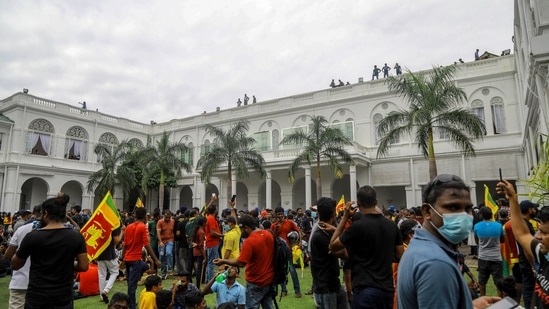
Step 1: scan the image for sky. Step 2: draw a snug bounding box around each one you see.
[0,1,514,124]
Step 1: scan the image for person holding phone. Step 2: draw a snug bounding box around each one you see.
[396,174,500,309]
[499,179,549,308]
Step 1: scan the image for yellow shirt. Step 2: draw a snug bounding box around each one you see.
[138,289,156,309]
[221,226,241,260]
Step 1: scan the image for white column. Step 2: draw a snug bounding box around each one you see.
[350,165,357,201]
[266,170,272,210]
[305,167,311,208]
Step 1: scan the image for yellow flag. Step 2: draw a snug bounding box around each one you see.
[81,191,121,260]
[484,184,498,220]
[135,197,144,208]
[336,195,345,215]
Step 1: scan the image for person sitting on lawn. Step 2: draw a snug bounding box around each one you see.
[138,275,163,309]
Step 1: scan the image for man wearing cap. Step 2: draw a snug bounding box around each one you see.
[213,215,275,309]
[12,210,31,232]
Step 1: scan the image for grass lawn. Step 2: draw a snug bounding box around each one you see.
[0,265,500,309]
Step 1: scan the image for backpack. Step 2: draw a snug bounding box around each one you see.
[268,229,291,295]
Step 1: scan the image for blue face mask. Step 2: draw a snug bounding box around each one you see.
[311,211,317,219]
[429,205,473,244]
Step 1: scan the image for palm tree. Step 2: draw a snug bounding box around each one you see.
[196,120,266,200]
[376,65,486,180]
[280,115,354,200]
[87,140,136,201]
[141,132,192,209]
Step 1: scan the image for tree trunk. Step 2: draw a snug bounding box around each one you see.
[159,183,165,210]
[427,129,438,180]
[316,159,322,201]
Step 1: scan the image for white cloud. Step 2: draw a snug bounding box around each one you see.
[0,0,514,123]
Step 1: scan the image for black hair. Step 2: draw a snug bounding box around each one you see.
[274,206,284,214]
[144,274,162,291]
[316,197,336,221]
[41,192,70,222]
[155,290,172,309]
[422,174,470,205]
[135,207,147,220]
[184,290,204,308]
[239,214,258,229]
[539,206,549,223]
[357,185,377,208]
[207,204,217,214]
[71,205,81,213]
[479,207,492,220]
[495,276,518,298]
[108,292,130,307]
[217,303,236,309]
[399,220,418,240]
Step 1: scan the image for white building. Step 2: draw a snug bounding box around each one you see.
[0,53,528,214]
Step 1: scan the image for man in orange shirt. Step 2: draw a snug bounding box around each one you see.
[271,206,302,298]
[214,215,275,309]
[123,207,161,309]
[157,209,175,280]
[205,204,223,282]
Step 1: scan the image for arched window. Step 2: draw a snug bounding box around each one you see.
[97,132,119,162]
[128,138,144,149]
[26,119,54,156]
[272,129,280,151]
[183,142,194,165]
[65,126,88,160]
[490,97,506,134]
[200,139,211,156]
[373,113,383,145]
[471,99,486,135]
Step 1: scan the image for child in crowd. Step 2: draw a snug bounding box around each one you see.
[138,275,162,309]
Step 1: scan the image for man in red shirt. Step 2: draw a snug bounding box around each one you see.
[205,203,223,282]
[156,209,175,279]
[271,206,302,298]
[214,215,275,309]
[123,207,161,309]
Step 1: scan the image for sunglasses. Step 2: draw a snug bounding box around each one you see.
[423,174,464,198]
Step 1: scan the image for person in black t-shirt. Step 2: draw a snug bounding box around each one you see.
[310,197,348,309]
[97,222,124,303]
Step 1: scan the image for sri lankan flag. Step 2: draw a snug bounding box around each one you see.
[336,195,345,215]
[135,197,144,208]
[484,184,498,220]
[81,192,121,260]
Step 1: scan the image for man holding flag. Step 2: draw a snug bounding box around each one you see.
[80,192,125,303]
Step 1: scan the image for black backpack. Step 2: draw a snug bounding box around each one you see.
[268,229,291,301]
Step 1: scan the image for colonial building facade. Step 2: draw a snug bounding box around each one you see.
[0,53,530,214]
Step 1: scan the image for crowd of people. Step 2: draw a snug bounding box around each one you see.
[3,174,549,308]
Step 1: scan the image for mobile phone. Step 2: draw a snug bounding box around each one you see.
[499,168,503,182]
[487,296,518,309]
[231,194,237,202]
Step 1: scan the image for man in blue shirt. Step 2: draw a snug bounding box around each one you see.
[203,267,245,309]
[474,206,504,296]
[397,174,500,309]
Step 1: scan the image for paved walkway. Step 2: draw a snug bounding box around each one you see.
[458,244,478,268]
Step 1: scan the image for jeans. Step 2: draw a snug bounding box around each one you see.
[24,300,73,309]
[353,287,393,309]
[246,282,273,309]
[97,258,119,294]
[125,260,148,309]
[159,241,174,276]
[314,286,349,309]
[205,244,219,282]
[281,262,301,293]
[520,261,535,309]
[176,245,188,274]
[194,255,204,287]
